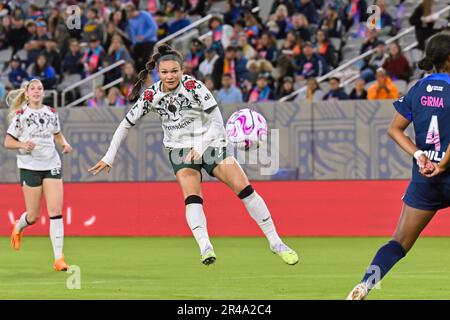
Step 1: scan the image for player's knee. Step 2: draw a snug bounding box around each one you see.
[185,195,203,206]
[238,185,255,200]
[25,213,39,225]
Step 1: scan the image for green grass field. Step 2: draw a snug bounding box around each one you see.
[1,237,449,300]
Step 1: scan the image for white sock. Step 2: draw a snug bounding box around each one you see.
[186,203,212,254]
[50,216,64,260]
[16,212,31,232]
[241,190,283,247]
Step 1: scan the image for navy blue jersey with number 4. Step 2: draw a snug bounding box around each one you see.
[393,73,450,183]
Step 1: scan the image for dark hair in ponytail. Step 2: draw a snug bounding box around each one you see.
[418,32,450,72]
[128,43,184,101]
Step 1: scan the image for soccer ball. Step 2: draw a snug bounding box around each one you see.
[225,108,268,150]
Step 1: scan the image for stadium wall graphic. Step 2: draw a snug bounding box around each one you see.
[1,101,415,183]
[1,181,450,236]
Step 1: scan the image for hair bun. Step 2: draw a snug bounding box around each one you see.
[418,57,434,71]
[157,43,173,55]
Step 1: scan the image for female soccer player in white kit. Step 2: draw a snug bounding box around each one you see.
[4,79,72,271]
[89,44,299,266]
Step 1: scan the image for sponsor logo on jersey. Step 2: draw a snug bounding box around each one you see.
[426,84,444,92]
[420,96,444,108]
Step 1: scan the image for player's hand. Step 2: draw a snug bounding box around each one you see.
[417,154,435,175]
[423,162,446,178]
[185,148,201,162]
[21,141,36,152]
[88,160,111,175]
[62,143,73,154]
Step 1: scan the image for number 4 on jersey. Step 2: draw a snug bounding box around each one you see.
[426,115,441,152]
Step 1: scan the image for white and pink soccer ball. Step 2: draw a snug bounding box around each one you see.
[225,108,268,150]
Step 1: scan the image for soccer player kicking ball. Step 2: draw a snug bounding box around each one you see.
[4,79,72,271]
[89,44,298,266]
[347,33,450,300]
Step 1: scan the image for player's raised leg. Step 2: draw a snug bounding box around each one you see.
[43,178,69,271]
[176,168,215,265]
[347,204,436,300]
[11,181,42,250]
[212,156,299,265]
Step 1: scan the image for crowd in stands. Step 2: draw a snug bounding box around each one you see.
[0,0,448,108]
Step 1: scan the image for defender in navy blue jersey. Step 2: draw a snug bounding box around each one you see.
[347,32,450,300]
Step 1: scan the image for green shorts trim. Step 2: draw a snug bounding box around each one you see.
[169,146,230,177]
[20,168,62,187]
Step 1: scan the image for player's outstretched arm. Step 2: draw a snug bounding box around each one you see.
[88,160,111,175]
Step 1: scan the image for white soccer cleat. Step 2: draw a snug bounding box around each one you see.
[346,283,369,300]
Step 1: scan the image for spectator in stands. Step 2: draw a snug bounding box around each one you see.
[0,15,12,50]
[295,41,328,80]
[212,45,238,90]
[92,0,111,23]
[54,24,71,60]
[47,7,65,36]
[209,15,234,51]
[217,73,243,105]
[323,76,348,100]
[82,35,105,76]
[409,0,439,51]
[203,33,223,57]
[203,75,218,97]
[87,86,107,107]
[185,38,204,75]
[187,0,207,17]
[247,72,276,103]
[104,33,133,84]
[30,54,56,89]
[296,0,318,24]
[105,10,131,49]
[382,42,411,82]
[199,47,219,78]
[6,14,28,53]
[360,40,387,83]
[367,67,399,100]
[62,39,84,78]
[373,0,394,36]
[235,46,249,83]
[318,3,344,38]
[168,5,190,35]
[277,76,296,101]
[360,28,379,55]
[238,32,257,60]
[154,10,169,40]
[82,7,104,43]
[42,36,61,75]
[124,2,158,72]
[314,29,338,68]
[343,0,368,32]
[349,78,367,99]
[23,20,48,66]
[271,4,292,40]
[257,32,278,66]
[107,86,126,107]
[8,55,28,89]
[295,77,324,102]
[291,12,311,42]
[280,30,302,57]
[24,19,37,42]
[120,61,137,98]
[243,9,263,46]
[275,54,297,89]
[270,0,296,15]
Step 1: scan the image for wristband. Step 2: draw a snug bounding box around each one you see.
[414,150,425,161]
